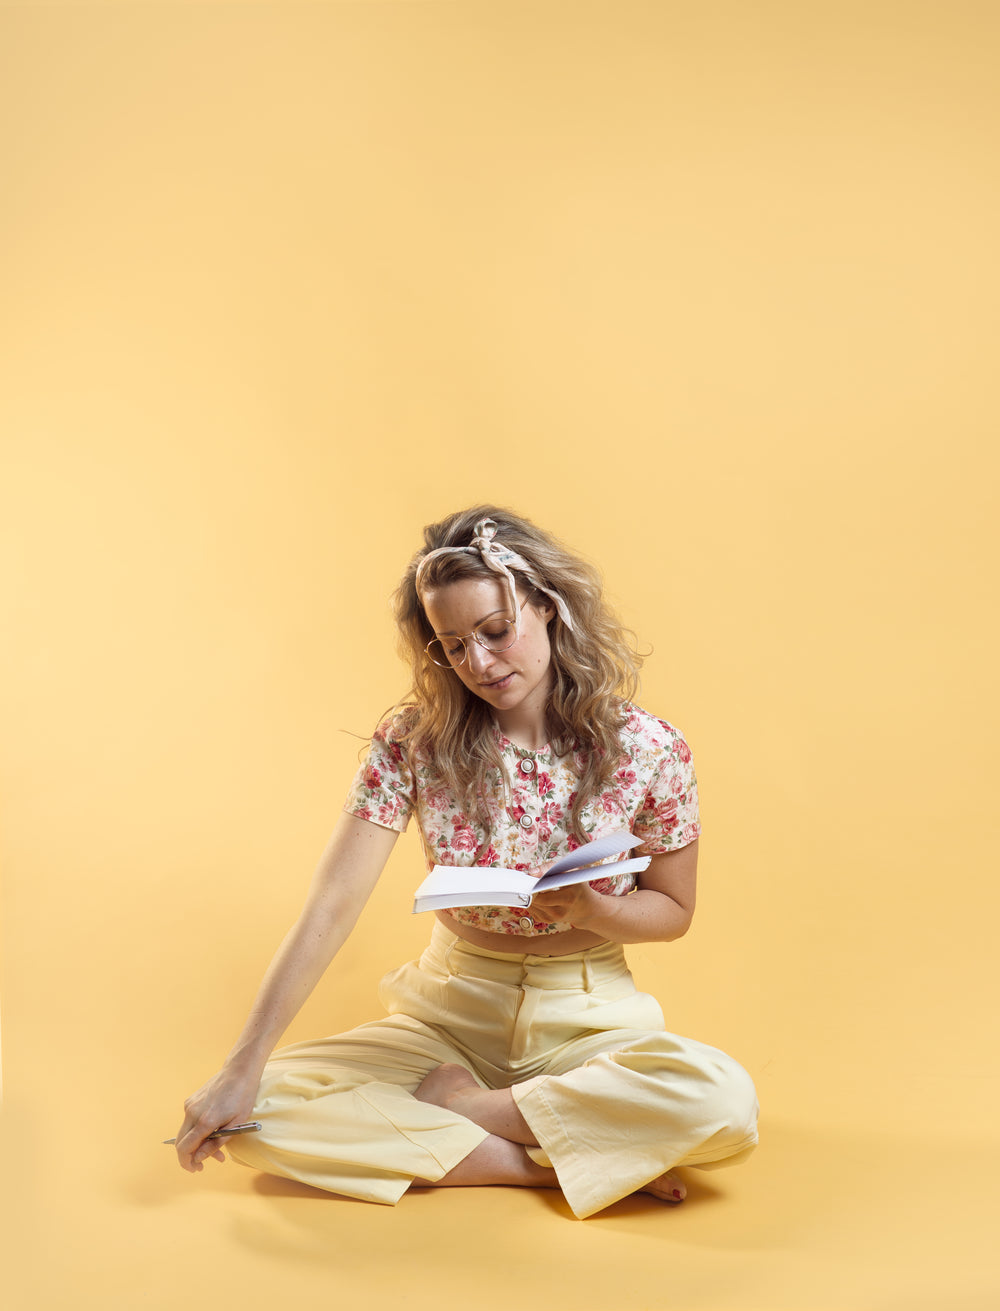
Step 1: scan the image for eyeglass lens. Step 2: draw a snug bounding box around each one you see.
[426,618,517,667]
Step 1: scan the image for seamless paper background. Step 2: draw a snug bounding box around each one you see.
[1,3,997,1308]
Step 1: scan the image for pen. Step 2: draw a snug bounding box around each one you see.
[162,1120,263,1145]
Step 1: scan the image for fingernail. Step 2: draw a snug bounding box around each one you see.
[672,1189,682,1200]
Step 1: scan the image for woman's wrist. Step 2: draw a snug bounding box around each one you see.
[566,884,614,933]
[572,887,692,944]
[222,1038,272,1082]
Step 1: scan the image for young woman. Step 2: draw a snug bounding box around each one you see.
[174,507,758,1218]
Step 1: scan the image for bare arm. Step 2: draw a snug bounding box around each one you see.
[174,811,399,1171]
[527,840,698,945]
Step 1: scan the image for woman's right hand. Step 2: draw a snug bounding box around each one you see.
[174,1067,260,1172]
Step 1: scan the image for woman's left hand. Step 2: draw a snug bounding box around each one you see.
[526,879,602,931]
[525,842,699,941]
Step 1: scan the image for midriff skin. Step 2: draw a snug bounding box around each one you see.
[435,909,608,956]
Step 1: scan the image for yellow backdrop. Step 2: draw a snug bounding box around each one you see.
[2,2,997,1308]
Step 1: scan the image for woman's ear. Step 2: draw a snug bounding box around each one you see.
[524,587,555,623]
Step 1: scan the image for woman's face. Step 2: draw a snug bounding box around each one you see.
[420,576,556,732]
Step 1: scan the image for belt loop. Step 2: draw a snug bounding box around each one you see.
[582,951,593,993]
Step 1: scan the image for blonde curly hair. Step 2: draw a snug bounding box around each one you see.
[389,505,644,848]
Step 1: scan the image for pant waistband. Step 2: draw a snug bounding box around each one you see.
[424,921,631,991]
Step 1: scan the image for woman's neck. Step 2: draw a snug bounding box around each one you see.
[493,700,551,752]
[497,720,550,752]
[491,668,555,752]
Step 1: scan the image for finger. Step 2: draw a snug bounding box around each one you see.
[175,1119,219,1170]
[189,1131,227,1167]
[531,890,574,910]
[533,859,557,878]
[174,1132,199,1171]
[178,1112,252,1169]
[191,1142,226,1168]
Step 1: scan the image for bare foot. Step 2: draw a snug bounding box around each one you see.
[414,1063,686,1205]
[415,1065,537,1145]
[640,1170,686,1204]
[414,1063,481,1113]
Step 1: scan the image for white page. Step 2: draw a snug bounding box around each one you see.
[545,831,644,876]
[414,864,537,900]
[413,888,534,912]
[534,854,651,892]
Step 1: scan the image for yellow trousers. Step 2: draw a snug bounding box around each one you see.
[227,923,759,1218]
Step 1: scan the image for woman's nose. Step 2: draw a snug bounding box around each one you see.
[466,639,494,674]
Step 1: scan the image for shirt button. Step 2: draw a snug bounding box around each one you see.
[519,758,536,775]
[519,813,534,829]
[519,916,534,932]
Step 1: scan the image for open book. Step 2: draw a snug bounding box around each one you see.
[412,830,650,914]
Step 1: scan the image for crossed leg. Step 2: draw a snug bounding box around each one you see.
[412,1063,686,1203]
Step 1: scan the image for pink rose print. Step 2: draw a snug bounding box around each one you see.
[425,785,452,811]
[675,739,692,764]
[653,798,679,830]
[363,765,382,790]
[670,774,684,796]
[450,816,478,852]
[537,772,555,798]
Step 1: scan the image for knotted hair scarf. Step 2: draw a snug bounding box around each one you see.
[414,519,575,634]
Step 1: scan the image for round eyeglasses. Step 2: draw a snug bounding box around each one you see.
[424,616,519,668]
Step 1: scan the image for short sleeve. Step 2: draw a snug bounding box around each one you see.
[343,719,417,833]
[630,724,701,854]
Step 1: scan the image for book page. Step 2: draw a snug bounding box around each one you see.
[545,831,644,876]
[533,854,651,892]
[413,864,537,901]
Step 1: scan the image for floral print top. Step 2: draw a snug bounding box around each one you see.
[343,703,700,937]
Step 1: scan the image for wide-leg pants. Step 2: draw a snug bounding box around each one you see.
[227,923,759,1218]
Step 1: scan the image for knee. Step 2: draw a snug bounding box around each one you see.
[702,1049,759,1145]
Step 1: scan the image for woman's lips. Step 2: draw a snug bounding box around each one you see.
[480,673,514,690]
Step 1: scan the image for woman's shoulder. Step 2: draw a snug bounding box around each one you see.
[371,703,419,741]
[366,705,424,767]
[620,702,693,757]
